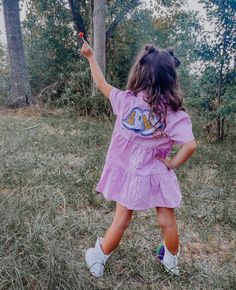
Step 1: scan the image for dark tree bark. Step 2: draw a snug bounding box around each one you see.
[68,0,88,41]
[3,0,32,107]
[67,0,140,97]
[217,29,227,140]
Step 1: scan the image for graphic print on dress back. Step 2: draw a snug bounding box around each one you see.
[122,107,167,137]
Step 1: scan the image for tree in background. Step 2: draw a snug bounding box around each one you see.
[23,0,80,95]
[1,0,234,138]
[68,0,88,41]
[3,0,32,107]
[106,0,200,93]
[22,0,144,105]
[93,0,106,75]
[196,0,236,140]
[152,0,201,101]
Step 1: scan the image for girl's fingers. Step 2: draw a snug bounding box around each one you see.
[85,42,92,50]
[82,40,88,47]
[156,156,164,161]
[82,43,88,52]
[82,43,89,52]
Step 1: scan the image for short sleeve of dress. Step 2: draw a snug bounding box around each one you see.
[169,111,195,145]
[109,88,131,115]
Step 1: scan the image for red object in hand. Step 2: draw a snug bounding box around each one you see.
[79,32,84,38]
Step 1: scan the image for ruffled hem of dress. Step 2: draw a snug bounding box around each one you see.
[95,163,182,210]
[98,194,182,211]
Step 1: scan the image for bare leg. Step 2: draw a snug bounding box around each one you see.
[156,207,179,255]
[101,202,133,255]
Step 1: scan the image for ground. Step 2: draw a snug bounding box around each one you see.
[0,108,235,290]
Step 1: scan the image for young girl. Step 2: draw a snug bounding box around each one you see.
[81,41,197,277]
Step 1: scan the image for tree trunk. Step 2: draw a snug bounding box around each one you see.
[93,0,106,95]
[217,28,227,140]
[68,0,88,41]
[89,0,94,94]
[221,117,225,139]
[3,0,32,107]
[217,65,223,140]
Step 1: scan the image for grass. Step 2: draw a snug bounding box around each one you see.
[0,107,235,290]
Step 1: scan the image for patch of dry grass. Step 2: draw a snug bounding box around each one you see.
[0,109,235,289]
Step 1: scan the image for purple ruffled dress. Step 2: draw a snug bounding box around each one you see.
[95,88,195,210]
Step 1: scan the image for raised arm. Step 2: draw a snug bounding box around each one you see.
[81,40,114,98]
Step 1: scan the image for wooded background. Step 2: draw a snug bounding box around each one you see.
[0,0,235,140]
[0,1,235,289]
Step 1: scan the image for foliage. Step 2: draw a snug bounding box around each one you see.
[21,0,201,112]
[106,0,201,100]
[219,80,236,120]
[152,4,201,100]
[0,41,9,105]
[106,8,157,89]
[0,0,235,138]
[188,67,218,115]
[57,66,112,117]
[23,0,81,95]
[197,0,235,74]
[106,0,141,39]
[193,0,236,139]
[22,0,146,113]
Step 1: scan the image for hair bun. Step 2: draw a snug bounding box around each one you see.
[139,45,156,65]
[166,47,181,67]
[173,56,181,67]
[166,47,174,57]
[145,45,155,54]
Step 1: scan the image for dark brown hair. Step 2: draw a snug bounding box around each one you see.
[126,44,184,128]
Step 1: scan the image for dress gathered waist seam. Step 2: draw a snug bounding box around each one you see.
[105,160,175,176]
[116,130,164,149]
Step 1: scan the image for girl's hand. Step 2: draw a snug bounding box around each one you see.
[81,41,93,59]
[156,140,197,170]
[156,156,174,170]
[80,40,113,98]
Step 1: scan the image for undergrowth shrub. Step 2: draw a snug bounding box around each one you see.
[37,67,113,117]
[0,74,10,107]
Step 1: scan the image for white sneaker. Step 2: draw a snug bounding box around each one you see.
[156,243,180,275]
[85,237,112,277]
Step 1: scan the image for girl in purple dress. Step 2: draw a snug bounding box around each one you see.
[81,41,197,277]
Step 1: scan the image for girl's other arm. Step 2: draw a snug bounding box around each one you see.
[156,140,197,169]
[81,41,113,98]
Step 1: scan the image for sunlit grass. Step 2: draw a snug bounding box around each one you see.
[0,108,235,289]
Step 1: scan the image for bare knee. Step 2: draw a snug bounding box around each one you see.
[113,216,132,231]
[113,213,132,231]
[156,208,176,230]
[112,203,133,231]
